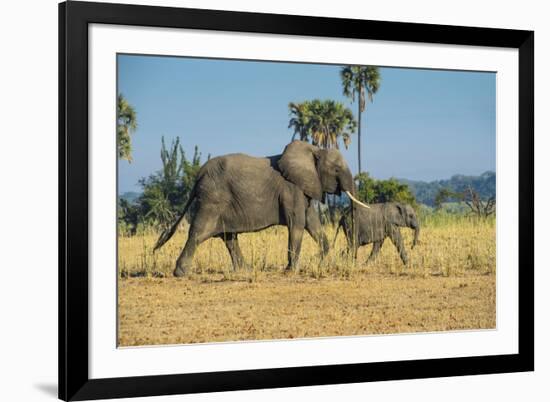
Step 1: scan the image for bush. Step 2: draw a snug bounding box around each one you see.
[355,172,417,207]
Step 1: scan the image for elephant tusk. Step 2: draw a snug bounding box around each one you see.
[345,191,370,209]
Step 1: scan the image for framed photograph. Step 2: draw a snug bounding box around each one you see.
[59,1,534,400]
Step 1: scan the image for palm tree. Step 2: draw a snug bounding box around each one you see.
[340,66,381,174]
[288,102,312,142]
[309,99,356,150]
[288,99,357,149]
[117,93,137,162]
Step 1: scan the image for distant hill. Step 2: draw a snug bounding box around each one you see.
[120,191,141,203]
[399,171,495,206]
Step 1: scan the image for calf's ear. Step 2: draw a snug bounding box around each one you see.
[393,203,409,224]
[395,203,405,216]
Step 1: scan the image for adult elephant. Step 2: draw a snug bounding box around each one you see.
[334,202,420,265]
[154,140,369,276]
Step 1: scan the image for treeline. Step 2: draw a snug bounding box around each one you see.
[399,171,495,207]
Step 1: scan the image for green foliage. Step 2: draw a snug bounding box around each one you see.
[140,182,177,229]
[119,137,206,234]
[355,172,416,206]
[117,94,137,162]
[288,99,357,149]
[118,198,141,236]
[434,188,460,209]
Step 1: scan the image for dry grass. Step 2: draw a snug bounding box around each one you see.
[118,217,496,346]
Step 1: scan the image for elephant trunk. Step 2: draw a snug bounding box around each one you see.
[412,225,420,249]
[340,166,369,209]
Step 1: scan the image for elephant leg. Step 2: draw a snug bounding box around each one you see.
[366,239,384,264]
[282,191,307,272]
[345,232,359,260]
[305,203,329,259]
[174,212,218,277]
[353,238,359,260]
[339,220,358,259]
[222,233,247,271]
[348,226,359,260]
[286,225,305,272]
[388,226,409,266]
[351,211,360,260]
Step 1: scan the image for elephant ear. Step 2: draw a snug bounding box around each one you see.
[394,203,408,223]
[386,203,402,225]
[278,141,323,200]
[395,203,404,215]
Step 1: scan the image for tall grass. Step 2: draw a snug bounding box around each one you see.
[118,214,495,281]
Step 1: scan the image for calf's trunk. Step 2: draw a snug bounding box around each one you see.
[412,226,420,249]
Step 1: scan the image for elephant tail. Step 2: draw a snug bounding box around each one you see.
[153,186,196,252]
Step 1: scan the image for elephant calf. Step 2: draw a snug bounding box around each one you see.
[335,202,420,265]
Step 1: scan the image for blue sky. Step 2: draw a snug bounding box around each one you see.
[118,54,496,193]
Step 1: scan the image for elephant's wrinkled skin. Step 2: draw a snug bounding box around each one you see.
[155,141,364,276]
[335,202,420,265]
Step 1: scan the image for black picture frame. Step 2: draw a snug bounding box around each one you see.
[59,1,534,400]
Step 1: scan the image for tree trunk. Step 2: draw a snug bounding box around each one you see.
[351,193,358,262]
[357,92,362,174]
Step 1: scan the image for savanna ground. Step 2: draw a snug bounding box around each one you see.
[118,214,496,346]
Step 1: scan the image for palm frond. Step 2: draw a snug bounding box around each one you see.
[117,93,138,161]
[288,99,357,150]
